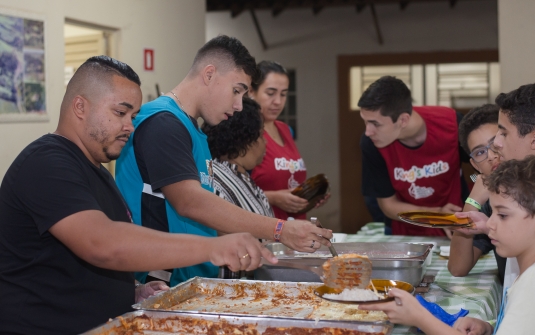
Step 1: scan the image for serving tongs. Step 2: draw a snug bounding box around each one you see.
[310,217,338,257]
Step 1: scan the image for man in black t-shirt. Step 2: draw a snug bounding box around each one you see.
[0,56,276,335]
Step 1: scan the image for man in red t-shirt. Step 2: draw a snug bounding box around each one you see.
[359,76,468,236]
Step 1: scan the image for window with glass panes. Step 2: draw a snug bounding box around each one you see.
[277,69,297,139]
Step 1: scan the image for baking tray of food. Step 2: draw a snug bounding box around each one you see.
[83,310,393,335]
[133,277,389,323]
[255,242,432,287]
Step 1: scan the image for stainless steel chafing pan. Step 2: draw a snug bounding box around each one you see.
[133,277,389,323]
[255,242,432,287]
[82,310,393,335]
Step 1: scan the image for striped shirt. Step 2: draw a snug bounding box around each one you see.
[212,159,274,217]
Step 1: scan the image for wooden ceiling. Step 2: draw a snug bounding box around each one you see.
[206,0,492,17]
[206,0,494,48]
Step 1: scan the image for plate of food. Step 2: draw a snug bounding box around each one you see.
[398,211,473,228]
[314,279,415,305]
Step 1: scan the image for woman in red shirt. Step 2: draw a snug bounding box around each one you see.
[251,61,328,220]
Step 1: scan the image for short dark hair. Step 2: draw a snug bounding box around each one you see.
[484,155,535,217]
[458,104,499,154]
[357,76,412,122]
[495,83,535,137]
[80,55,141,86]
[202,97,263,160]
[193,35,258,83]
[251,61,288,91]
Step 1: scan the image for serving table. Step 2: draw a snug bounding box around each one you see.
[353,222,502,334]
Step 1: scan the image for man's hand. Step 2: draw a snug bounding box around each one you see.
[454,211,490,236]
[280,220,333,252]
[208,233,278,272]
[268,189,308,214]
[440,203,463,213]
[135,281,169,303]
[453,317,493,335]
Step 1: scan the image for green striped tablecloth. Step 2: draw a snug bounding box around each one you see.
[349,222,502,335]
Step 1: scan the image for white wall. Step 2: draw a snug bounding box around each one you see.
[498,0,535,92]
[207,1,498,231]
[0,0,205,177]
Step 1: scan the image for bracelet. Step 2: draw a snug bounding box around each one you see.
[465,197,481,210]
[273,219,285,242]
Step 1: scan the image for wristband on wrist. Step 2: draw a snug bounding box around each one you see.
[273,219,285,242]
[465,197,481,210]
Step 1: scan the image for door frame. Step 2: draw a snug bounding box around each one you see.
[337,50,499,233]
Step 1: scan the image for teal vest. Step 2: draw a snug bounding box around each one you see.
[116,96,218,286]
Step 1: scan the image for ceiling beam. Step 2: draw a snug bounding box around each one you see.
[370,2,384,45]
[272,0,289,17]
[356,1,367,13]
[229,1,246,18]
[249,9,268,50]
[312,5,325,15]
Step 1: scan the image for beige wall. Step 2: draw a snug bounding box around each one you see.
[207,2,498,231]
[498,0,535,92]
[0,0,205,177]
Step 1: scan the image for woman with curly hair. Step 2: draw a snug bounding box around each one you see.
[202,97,274,218]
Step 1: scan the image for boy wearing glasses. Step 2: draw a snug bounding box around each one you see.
[448,104,505,283]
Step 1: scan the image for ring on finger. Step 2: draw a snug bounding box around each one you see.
[310,240,315,248]
[241,253,249,259]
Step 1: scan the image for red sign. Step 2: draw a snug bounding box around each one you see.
[144,48,154,71]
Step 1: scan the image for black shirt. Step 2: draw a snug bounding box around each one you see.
[133,112,199,233]
[0,134,134,335]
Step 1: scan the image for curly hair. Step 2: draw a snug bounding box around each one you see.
[357,76,412,122]
[484,155,535,217]
[495,83,535,137]
[202,97,263,160]
[458,104,499,155]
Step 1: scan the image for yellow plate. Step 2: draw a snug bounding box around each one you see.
[314,279,415,304]
[398,211,473,228]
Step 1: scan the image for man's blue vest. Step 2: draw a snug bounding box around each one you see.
[116,96,218,286]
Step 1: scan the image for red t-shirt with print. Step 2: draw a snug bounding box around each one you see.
[252,121,307,220]
[378,106,462,236]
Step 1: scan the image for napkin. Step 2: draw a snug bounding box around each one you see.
[416,295,469,327]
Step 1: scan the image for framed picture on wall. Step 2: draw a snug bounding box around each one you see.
[0,8,47,123]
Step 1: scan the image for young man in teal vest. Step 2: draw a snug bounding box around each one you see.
[116,36,332,286]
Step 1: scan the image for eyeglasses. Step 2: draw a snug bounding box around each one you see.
[469,142,499,163]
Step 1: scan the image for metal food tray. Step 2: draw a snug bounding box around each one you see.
[255,242,433,287]
[83,310,393,335]
[133,277,389,323]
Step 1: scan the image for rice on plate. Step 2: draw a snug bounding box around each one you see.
[323,288,383,301]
